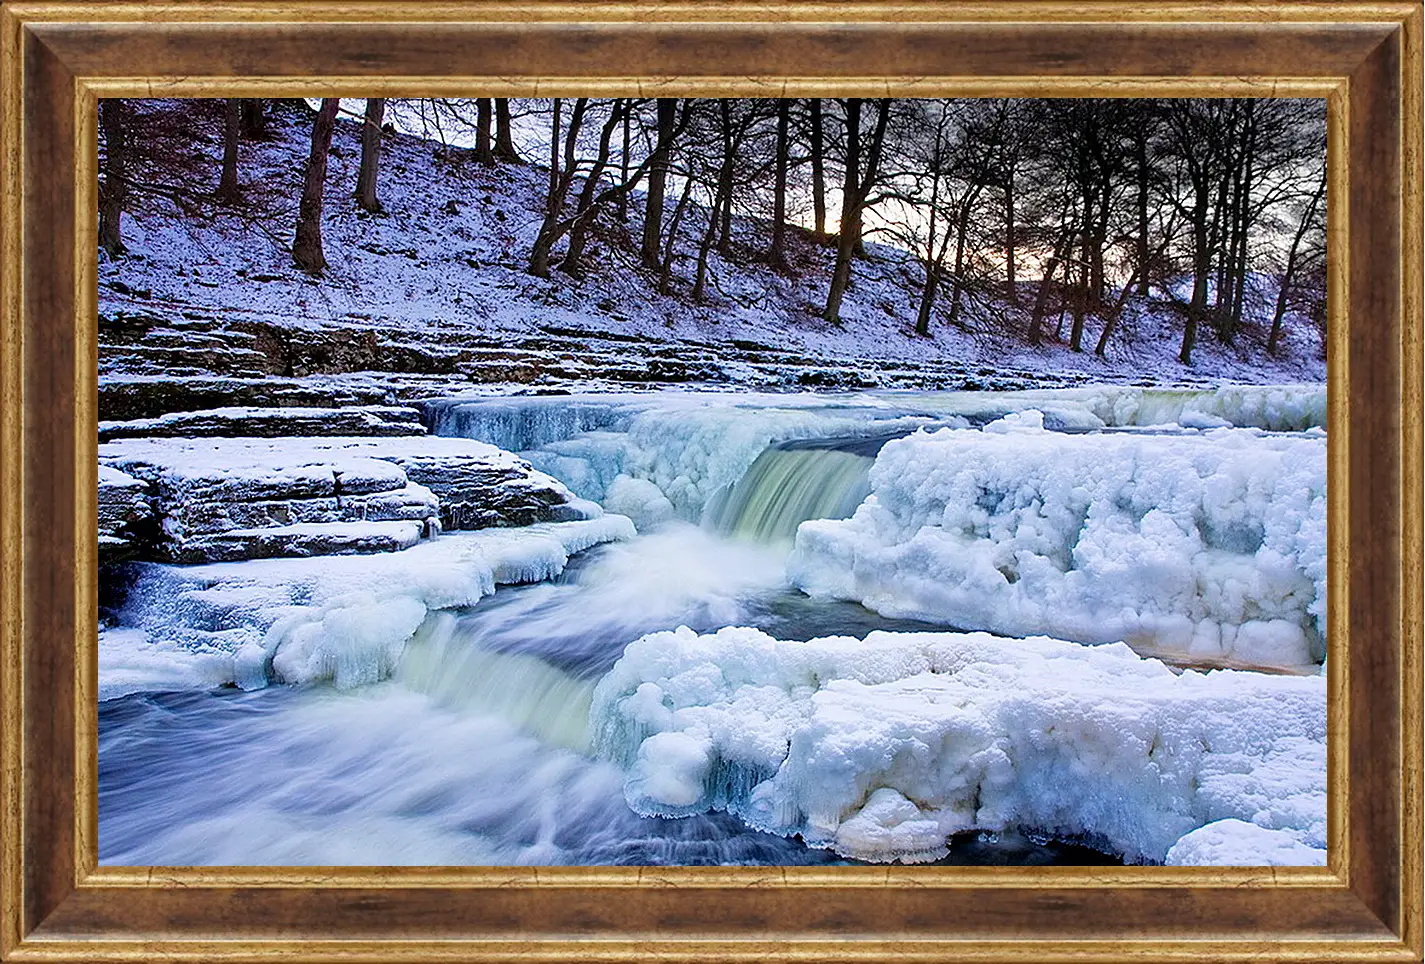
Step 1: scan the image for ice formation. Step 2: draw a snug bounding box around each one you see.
[590,626,1326,865]
[788,411,1327,670]
[100,516,635,698]
[425,385,1326,536]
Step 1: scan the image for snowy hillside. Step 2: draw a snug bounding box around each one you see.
[99,99,1325,390]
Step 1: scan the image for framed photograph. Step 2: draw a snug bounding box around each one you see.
[1,1,1420,961]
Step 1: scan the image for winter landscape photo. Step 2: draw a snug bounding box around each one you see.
[96,95,1328,868]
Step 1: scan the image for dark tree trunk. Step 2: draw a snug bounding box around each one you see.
[809,98,827,241]
[618,107,631,221]
[716,110,734,256]
[1228,103,1257,337]
[240,99,267,138]
[1054,252,1078,340]
[1094,263,1143,357]
[1269,173,1325,354]
[1182,182,1213,365]
[915,263,939,336]
[218,98,241,203]
[493,99,520,162]
[1135,127,1151,297]
[1086,184,1106,313]
[640,98,677,269]
[355,97,386,213]
[1029,227,1075,346]
[474,98,495,165]
[529,97,567,278]
[562,101,623,275]
[1004,162,1016,305]
[1069,260,1089,352]
[823,99,890,325]
[823,99,862,324]
[695,103,738,303]
[913,172,952,338]
[692,191,726,304]
[293,97,340,274]
[946,201,973,330]
[99,99,128,257]
[769,99,790,269]
[657,176,696,295]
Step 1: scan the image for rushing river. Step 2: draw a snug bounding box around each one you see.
[98,386,1327,866]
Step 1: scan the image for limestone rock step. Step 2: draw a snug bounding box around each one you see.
[98,434,587,564]
[99,405,427,441]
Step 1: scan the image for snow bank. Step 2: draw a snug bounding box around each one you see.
[1009,384,1327,432]
[590,626,1326,865]
[101,516,635,698]
[1165,819,1327,867]
[788,412,1327,670]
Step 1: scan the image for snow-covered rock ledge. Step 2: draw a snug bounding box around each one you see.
[98,434,595,563]
[788,411,1327,671]
[590,626,1326,866]
[99,516,636,699]
[98,404,427,441]
[98,465,153,561]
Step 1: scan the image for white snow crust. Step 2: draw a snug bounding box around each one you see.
[100,517,635,698]
[1165,818,1328,866]
[788,411,1326,670]
[590,626,1326,865]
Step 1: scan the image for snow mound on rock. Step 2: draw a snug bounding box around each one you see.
[101,517,635,697]
[1165,818,1328,867]
[590,626,1325,865]
[788,412,1326,670]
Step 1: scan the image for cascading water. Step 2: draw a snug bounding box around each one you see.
[421,397,636,453]
[397,611,600,753]
[102,387,1334,867]
[705,443,875,545]
[702,429,915,544]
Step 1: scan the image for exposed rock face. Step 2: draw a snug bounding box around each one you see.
[98,307,1095,425]
[99,376,397,422]
[99,405,426,441]
[376,451,588,530]
[98,435,588,564]
[173,520,431,564]
[98,466,154,563]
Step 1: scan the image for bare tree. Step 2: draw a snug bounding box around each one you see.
[641,98,678,270]
[1269,165,1326,353]
[768,99,791,269]
[293,97,341,274]
[808,98,828,241]
[240,99,267,138]
[99,99,128,257]
[494,99,521,162]
[824,98,892,325]
[218,98,241,203]
[474,98,496,165]
[355,98,386,213]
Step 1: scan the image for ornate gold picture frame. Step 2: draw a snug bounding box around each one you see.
[1,2,1420,960]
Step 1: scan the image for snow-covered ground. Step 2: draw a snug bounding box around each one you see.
[100,99,1325,391]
